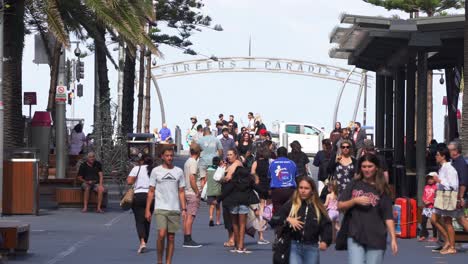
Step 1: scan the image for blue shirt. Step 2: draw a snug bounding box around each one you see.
[451,156,468,197]
[159,128,171,141]
[198,136,223,166]
[269,157,297,189]
[219,136,236,159]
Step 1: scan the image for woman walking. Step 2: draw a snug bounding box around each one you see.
[431,147,459,255]
[328,140,357,194]
[338,153,398,264]
[288,140,310,177]
[126,154,155,254]
[270,177,332,264]
[251,146,271,245]
[217,165,260,253]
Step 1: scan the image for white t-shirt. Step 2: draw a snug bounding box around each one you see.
[128,165,150,194]
[149,165,185,211]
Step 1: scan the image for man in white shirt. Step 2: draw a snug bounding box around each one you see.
[146,147,186,264]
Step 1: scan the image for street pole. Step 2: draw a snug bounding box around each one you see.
[0,0,5,214]
[363,72,368,126]
[117,43,124,135]
[55,50,66,179]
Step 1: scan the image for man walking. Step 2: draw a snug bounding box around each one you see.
[219,127,236,160]
[269,147,297,213]
[198,128,223,183]
[448,141,468,231]
[183,144,204,248]
[77,152,105,213]
[146,148,186,264]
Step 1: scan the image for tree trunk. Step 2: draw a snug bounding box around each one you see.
[136,48,145,133]
[95,24,112,176]
[427,70,433,145]
[46,42,61,114]
[122,46,136,135]
[3,0,25,148]
[462,3,468,156]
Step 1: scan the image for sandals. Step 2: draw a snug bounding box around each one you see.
[418,236,426,242]
[440,247,457,255]
[223,241,235,247]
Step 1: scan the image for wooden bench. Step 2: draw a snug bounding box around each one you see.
[56,187,108,208]
[0,222,30,253]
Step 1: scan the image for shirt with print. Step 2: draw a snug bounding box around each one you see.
[339,180,393,250]
[128,165,151,194]
[149,165,185,211]
[184,157,201,195]
[422,184,437,208]
[198,135,223,166]
[269,157,297,189]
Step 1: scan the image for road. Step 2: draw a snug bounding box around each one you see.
[0,156,466,263]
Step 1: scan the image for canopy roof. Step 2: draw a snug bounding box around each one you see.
[329,14,464,72]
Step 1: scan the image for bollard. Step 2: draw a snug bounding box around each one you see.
[175,126,181,155]
[282,132,288,150]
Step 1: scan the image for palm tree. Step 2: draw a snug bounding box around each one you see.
[462,1,468,155]
[3,0,25,148]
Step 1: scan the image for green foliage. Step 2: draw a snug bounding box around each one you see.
[150,0,217,55]
[364,0,464,16]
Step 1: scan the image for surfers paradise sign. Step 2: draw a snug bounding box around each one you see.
[152,57,367,85]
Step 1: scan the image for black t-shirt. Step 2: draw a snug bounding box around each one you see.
[78,161,103,182]
[288,152,310,176]
[339,180,393,250]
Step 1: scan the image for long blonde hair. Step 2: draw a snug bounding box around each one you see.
[289,177,328,222]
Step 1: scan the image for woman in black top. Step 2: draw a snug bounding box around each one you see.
[217,166,260,253]
[237,132,254,168]
[338,153,398,264]
[270,176,332,264]
[288,140,310,177]
[251,146,271,245]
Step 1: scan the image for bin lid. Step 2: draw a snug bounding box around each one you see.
[32,111,52,127]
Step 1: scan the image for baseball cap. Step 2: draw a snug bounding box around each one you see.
[259,129,268,136]
[426,172,437,177]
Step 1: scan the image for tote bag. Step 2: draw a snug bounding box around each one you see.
[120,166,141,210]
[434,189,458,211]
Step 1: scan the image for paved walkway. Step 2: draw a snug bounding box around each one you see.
[1,203,467,264]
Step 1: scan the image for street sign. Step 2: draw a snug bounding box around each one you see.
[23,92,37,105]
[55,86,67,102]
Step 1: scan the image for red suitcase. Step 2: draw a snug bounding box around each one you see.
[393,197,417,238]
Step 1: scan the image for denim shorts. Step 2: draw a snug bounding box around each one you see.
[230,205,250,214]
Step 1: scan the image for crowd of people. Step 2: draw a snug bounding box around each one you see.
[115,117,467,264]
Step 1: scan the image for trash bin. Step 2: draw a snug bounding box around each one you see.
[31,111,52,166]
[2,149,39,215]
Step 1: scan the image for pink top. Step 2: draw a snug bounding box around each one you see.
[327,198,338,211]
[422,184,437,208]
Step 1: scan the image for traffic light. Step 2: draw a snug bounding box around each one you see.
[76,60,84,82]
[68,91,74,105]
[66,60,71,90]
[77,84,83,97]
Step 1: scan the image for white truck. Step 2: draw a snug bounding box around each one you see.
[270,121,325,157]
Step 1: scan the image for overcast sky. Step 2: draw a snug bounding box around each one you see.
[22,0,455,141]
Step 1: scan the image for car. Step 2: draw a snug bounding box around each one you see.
[270,121,325,156]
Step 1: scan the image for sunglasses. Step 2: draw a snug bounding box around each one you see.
[341,146,350,149]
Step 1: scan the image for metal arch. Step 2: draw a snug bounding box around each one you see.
[332,66,356,128]
[151,57,371,85]
[148,57,373,129]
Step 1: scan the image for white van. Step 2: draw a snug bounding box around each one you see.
[270,122,325,156]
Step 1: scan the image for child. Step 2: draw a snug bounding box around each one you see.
[419,172,438,242]
[324,181,340,238]
[206,156,225,226]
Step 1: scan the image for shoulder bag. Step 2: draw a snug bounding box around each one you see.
[272,223,291,264]
[120,166,141,210]
[434,188,458,211]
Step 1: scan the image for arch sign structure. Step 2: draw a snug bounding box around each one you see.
[150,57,372,126]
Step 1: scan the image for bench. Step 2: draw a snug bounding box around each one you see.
[0,222,30,253]
[55,187,108,208]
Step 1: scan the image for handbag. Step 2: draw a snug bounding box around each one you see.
[434,189,458,211]
[120,166,141,210]
[272,224,291,264]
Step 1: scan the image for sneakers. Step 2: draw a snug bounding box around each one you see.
[209,220,214,227]
[183,239,202,248]
[257,239,270,245]
[236,248,252,254]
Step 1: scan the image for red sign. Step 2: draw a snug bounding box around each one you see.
[442,96,447,106]
[55,86,67,102]
[24,92,37,105]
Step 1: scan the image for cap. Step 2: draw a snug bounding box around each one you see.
[363,139,375,150]
[259,128,268,136]
[426,172,437,177]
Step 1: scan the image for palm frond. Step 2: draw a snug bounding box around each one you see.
[44,0,70,47]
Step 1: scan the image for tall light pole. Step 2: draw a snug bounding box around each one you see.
[0,0,5,214]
